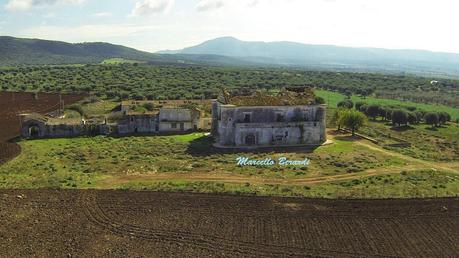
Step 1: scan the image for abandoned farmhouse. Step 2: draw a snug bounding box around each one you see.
[212,87,327,148]
[20,87,327,148]
[21,101,212,138]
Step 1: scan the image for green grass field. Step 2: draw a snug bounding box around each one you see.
[1,131,457,198]
[316,90,459,120]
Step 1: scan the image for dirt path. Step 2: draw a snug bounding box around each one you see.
[97,132,458,188]
[354,140,459,174]
[97,164,432,188]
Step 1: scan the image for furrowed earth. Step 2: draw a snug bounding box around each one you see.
[0,190,458,257]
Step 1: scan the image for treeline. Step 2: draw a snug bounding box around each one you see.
[1,63,459,107]
[337,99,452,127]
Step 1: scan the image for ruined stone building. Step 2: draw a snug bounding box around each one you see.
[21,104,212,139]
[20,114,110,139]
[211,87,326,148]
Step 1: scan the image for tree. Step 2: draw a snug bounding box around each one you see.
[331,108,346,131]
[337,99,353,109]
[414,111,425,123]
[406,111,417,125]
[438,112,451,125]
[365,104,380,120]
[424,112,439,128]
[339,110,367,136]
[385,109,393,121]
[359,104,368,112]
[355,101,366,111]
[392,109,408,127]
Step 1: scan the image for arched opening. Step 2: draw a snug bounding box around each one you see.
[245,134,256,146]
[28,125,40,138]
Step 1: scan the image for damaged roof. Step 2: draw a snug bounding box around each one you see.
[224,87,317,106]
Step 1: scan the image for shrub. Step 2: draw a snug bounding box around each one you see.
[314,96,326,104]
[66,104,85,118]
[355,102,366,111]
[143,102,155,111]
[337,99,354,109]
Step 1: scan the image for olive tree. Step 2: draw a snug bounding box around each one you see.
[339,110,367,136]
[424,112,439,128]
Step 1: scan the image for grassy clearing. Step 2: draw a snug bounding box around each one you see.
[0,133,407,190]
[361,121,459,161]
[316,89,459,120]
[0,132,457,198]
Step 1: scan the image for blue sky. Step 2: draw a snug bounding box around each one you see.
[1,0,458,54]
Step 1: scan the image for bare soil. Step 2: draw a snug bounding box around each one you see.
[0,190,457,257]
[0,91,85,163]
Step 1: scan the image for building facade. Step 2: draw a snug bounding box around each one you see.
[211,88,326,148]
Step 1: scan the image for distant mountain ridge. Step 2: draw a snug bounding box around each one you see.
[160,37,459,76]
[0,36,155,65]
[1,35,459,77]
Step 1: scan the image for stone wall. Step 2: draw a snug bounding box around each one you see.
[117,115,157,134]
[214,102,326,147]
[21,119,111,139]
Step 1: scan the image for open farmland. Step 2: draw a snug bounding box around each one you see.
[0,190,458,257]
[0,91,85,163]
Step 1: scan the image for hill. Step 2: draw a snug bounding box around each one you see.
[0,36,156,65]
[161,37,459,76]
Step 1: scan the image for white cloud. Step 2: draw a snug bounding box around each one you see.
[18,24,161,40]
[247,0,259,7]
[5,0,84,11]
[196,0,224,12]
[93,12,111,17]
[131,0,174,16]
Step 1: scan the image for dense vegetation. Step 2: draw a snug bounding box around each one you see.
[335,99,452,127]
[1,63,459,108]
[0,36,156,65]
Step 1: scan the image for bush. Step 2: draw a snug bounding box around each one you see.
[315,96,325,104]
[66,104,85,117]
[143,102,155,111]
[355,102,366,111]
[337,99,353,109]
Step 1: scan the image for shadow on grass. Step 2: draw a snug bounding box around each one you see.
[333,135,361,141]
[425,126,439,131]
[186,135,320,157]
[390,125,415,132]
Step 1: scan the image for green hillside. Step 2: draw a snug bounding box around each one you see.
[0,36,156,65]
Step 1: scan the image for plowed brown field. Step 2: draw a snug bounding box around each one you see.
[0,190,457,257]
[0,91,85,163]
